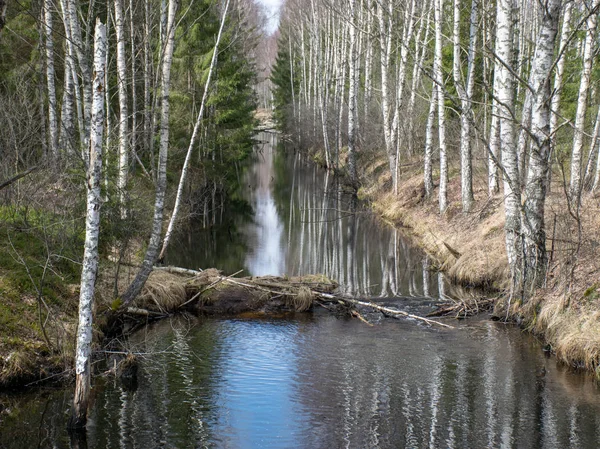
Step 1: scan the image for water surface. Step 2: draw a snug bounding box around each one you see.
[2,133,600,448]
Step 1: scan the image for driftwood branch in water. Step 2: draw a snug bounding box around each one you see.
[316,293,455,329]
[0,166,38,191]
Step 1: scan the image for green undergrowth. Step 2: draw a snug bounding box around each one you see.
[0,205,82,388]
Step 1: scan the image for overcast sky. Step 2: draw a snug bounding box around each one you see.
[257,0,282,34]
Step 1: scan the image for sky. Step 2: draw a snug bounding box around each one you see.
[256,0,282,34]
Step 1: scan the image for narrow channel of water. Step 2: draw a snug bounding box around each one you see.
[2,133,600,448]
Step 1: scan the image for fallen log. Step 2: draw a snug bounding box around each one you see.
[122,267,454,329]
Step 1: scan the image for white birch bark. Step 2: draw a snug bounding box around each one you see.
[129,0,138,169]
[158,0,230,262]
[363,2,373,123]
[392,0,416,193]
[69,18,106,429]
[523,0,561,290]
[67,0,92,157]
[548,2,572,190]
[114,0,129,217]
[346,0,358,187]
[43,0,58,158]
[584,105,600,188]
[424,84,437,198]
[434,0,448,213]
[408,3,431,157]
[496,0,522,279]
[453,0,478,212]
[569,1,598,200]
[121,0,179,306]
[377,0,395,188]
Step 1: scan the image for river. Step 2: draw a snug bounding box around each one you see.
[2,133,600,448]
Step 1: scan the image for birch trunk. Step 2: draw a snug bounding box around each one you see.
[434,0,448,213]
[68,18,106,430]
[453,0,478,212]
[523,0,561,291]
[158,0,230,262]
[424,84,437,198]
[548,2,572,190]
[114,0,129,217]
[408,3,431,157]
[44,0,58,158]
[496,0,522,282]
[377,0,395,188]
[120,0,179,306]
[392,0,416,193]
[584,105,600,188]
[346,0,358,188]
[129,0,138,169]
[569,2,598,201]
[67,0,92,159]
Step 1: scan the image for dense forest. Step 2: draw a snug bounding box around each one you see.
[2,0,600,436]
[271,0,600,300]
[0,0,266,427]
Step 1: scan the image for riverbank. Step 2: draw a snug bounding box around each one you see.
[351,148,600,375]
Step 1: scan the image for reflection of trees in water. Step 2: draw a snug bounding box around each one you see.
[292,318,600,448]
[280,148,440,298]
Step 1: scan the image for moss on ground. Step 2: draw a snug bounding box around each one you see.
[0,206,82,388]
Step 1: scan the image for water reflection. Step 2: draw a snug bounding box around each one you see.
[169,132,445,298]
[4,134,600,448]
[4,316,600,448]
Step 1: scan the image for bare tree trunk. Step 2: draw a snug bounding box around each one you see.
[548,2,572,191]
[129,0,138,171]
[434,0,448,213]
[496,0,522,285]
[377,0,395,189]
[44,0,58,158]
[523,0,561,292]
[408,3,431,157]
[584,105,600,189]
[424,84,436,198]
[68,18,106,430]
[569,2,598,202]
[114,0,129,217]
[453,0,478,212]
[346,0,358,188]
[120,0,179,306]
[158,0,230,262]
[67,0,92,159]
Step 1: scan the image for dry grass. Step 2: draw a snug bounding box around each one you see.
[287,286,315,312]
[358,150,600,375]
[364,161,509,289]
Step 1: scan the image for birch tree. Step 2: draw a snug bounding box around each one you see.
[548,1,572,189]
[453,0,478,212]
[523,0,561,290]
[43,0,58,158]
[346,0,359,187]
[120,0,179,306]
[434,0,448,213]
[569,0,598,202]
[114,0,129,217]
[495,0,522,283]
[68,18,106,430]
[159,0,230,262]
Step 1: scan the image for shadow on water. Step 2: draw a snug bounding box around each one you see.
[3,133,600,448]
